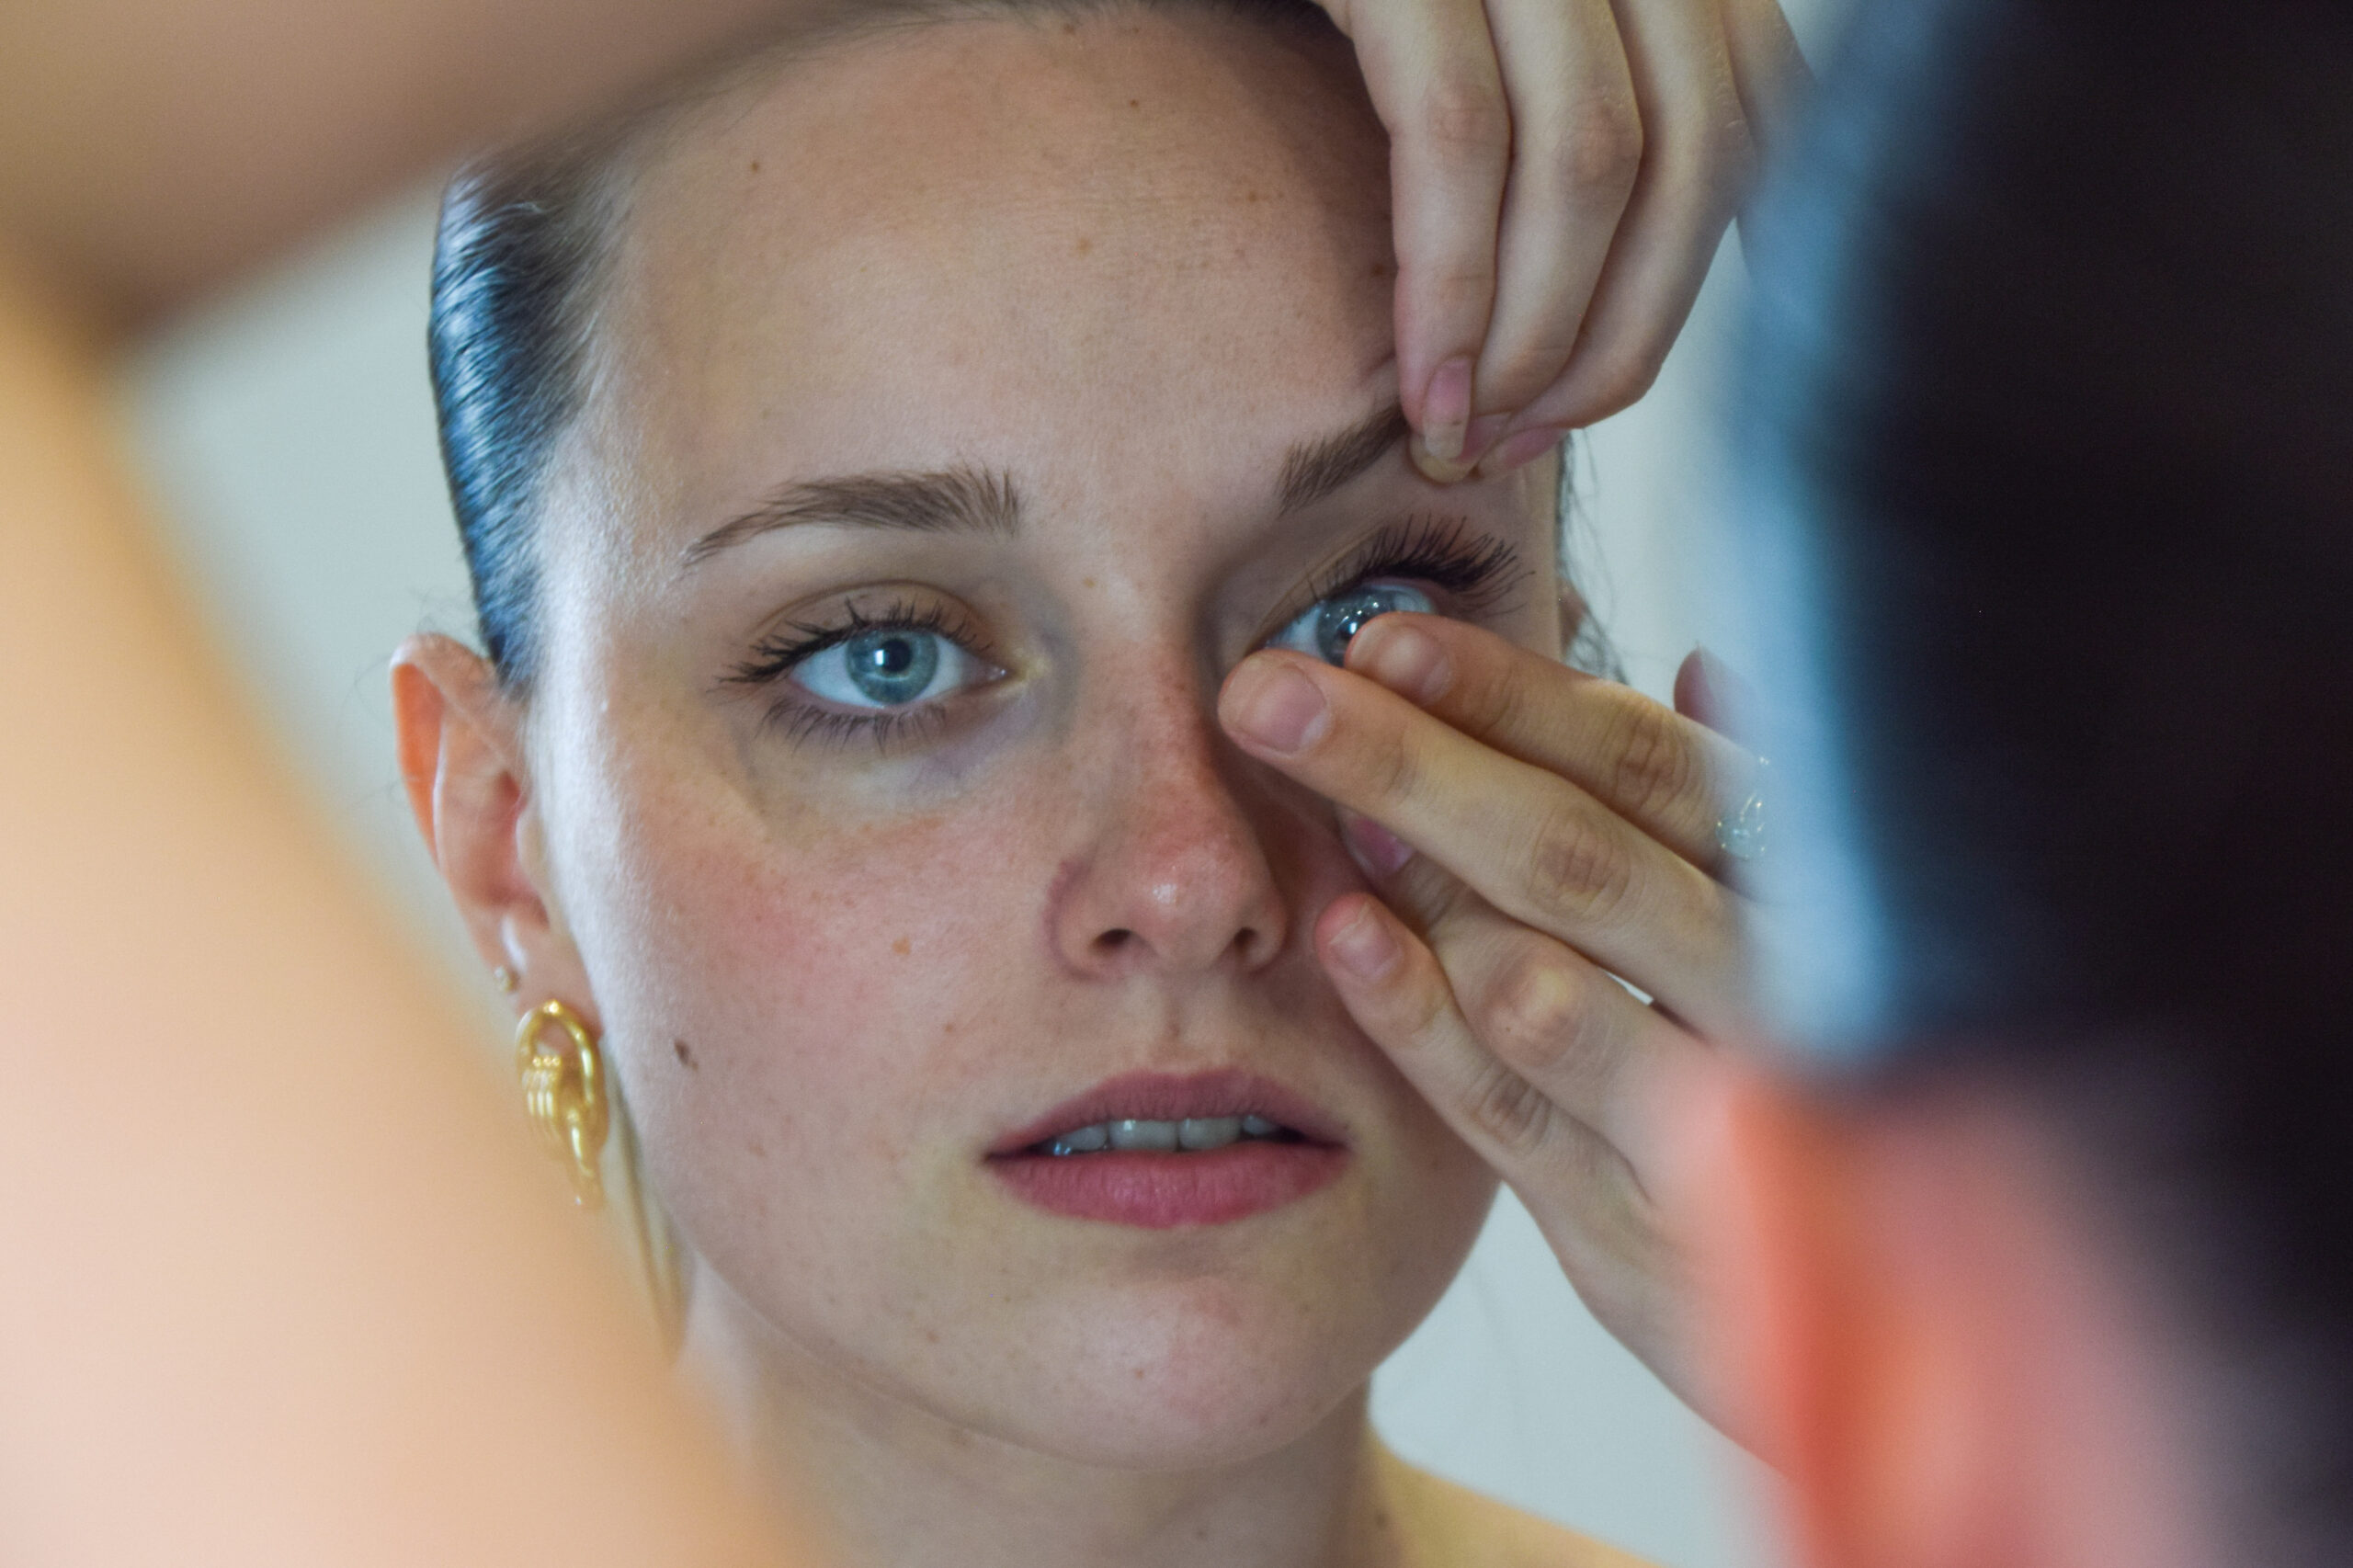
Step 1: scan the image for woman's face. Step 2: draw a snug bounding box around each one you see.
[524,9,1560,1467]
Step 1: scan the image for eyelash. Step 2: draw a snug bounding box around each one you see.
[725,598,987,749]
[1290,515,1529,625]
[724,516,1527,750]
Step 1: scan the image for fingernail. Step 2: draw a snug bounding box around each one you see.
[1342,813,1415,880]
[1461,412,1513,469]
[1409,433,1476,484]
[1417,356,1474,463]
[1222,658,1330,756]
[1475,424,1570,478]
[1353,619,1452,705]
[1325,900,1402,982]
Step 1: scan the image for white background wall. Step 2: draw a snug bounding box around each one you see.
[119,11,1846,1560]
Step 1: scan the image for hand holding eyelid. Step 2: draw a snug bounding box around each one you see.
[1323,0,1810,481]
[1215,612,1761,1422]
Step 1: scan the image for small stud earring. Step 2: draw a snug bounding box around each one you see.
[492,965,518,994]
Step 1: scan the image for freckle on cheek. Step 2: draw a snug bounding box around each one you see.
[892,936,912,956]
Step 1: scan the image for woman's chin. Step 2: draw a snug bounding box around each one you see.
[906,1268,1405,1470]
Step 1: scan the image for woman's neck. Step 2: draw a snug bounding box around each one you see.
[681,1281,1415,1568]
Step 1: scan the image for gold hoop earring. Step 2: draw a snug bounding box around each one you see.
[513,999,689,1350]
[516,999,608,1209]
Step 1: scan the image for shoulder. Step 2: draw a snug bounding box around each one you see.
[1372,1444,1660,1568]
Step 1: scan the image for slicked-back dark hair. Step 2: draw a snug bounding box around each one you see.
[1745,0,2353,1554]
[429,133,632,688]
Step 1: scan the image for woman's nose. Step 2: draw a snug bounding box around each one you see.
[1047,689,1291,980]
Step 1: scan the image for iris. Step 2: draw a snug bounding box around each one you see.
[842,628,939,706]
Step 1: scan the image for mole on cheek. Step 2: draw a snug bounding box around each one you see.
[674,1038,699,1070]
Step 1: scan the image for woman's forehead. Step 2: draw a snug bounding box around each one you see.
[588,9,1399,535]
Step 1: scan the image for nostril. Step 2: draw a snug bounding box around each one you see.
[1096,928,1136,953]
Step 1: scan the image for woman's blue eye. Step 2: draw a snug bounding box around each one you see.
[790,627,991,710]
[1267,581,1438,665]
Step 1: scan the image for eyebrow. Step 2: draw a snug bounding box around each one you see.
[683,403,1404,565]
[1276,403,1411,516]
[684,466,1022,565]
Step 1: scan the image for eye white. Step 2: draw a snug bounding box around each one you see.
[1266,580,1438,666]
[790,628,994,711]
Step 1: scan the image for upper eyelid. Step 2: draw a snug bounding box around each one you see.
[1315,517,1527,602]
[1257,517,1530,641]
[724,594,996,688]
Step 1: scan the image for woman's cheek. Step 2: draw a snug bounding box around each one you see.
[593,768,1054,1208]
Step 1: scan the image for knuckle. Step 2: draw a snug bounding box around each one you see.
[1704,111,1761,198]
[1460,1057,1557,1161]
[1387,856,1471,937]
[1474,944,1596,1079]
[1527,799,1637,926]
[1419,260,1495,322]
[1363,717,1427,808]
[1463,654,1538,741]
[1572,348,1666,424]
[1605,697,1700,822]
[1417,76,1512,164]
[1557,96,1644,202]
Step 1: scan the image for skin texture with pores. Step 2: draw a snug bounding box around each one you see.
[402,11,1642,1568]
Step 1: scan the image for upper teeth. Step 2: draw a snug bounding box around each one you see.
[1040,1113,1290,1156]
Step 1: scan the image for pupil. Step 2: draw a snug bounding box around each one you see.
[844,630,938,705]
[1315,584,1433,665]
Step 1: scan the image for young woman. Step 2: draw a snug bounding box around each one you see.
[6,0,1801,1556]
[392,2,1788,1564]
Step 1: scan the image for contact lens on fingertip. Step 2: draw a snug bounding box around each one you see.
[1258,582,1433,669]
[1314,584,1434,665]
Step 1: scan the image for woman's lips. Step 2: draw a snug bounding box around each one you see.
[992,1142,1346,1228]
[987,1069,1348,1229]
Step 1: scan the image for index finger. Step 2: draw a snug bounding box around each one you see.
[1344,611,1757,872]
[1219,649,1750,1028]
[1336,0,1511,475]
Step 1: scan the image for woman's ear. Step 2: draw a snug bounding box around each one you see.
[391,634,584,1012]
